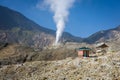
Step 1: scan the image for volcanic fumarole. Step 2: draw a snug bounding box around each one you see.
[43,0,75,44]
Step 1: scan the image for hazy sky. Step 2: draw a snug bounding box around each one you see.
[0,0,120,38]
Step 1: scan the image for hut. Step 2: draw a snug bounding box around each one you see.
[96,43,108,53]
[77,47,91,57]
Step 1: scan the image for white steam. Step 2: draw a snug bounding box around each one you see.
[44,0,75,44]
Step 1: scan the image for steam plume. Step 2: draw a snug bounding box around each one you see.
[44,0,75,44]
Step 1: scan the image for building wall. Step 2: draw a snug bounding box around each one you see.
[78,50,89,57]
[78,51,83,57]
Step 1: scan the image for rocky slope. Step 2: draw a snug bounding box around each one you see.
[1,42,120,80]
[0,51,120,80]
[0,42,96,67]
[0,43,79,67]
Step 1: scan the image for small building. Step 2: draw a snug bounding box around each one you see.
[96,43,108,53]
[77,47,91,57]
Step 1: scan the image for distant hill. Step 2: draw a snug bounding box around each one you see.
[84,25,120,44]
[0,5,82,48]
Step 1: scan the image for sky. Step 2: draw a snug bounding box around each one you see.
[0,0,120,38]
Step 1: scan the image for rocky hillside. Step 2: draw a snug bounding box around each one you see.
[0,5,82,48]
[0,42,96,67]
[84,25,120,44]
[0,51,120,80]
[0,43,79,67]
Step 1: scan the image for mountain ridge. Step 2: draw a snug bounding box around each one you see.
[84,25,120,43]
[0,5,82,48]
[0,5,120,46]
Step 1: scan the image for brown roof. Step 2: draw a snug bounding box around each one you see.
[96,43,108,48]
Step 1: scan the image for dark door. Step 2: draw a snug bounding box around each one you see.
[83,51,89,57]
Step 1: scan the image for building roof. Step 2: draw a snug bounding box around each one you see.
[96,43,108,48]
[77,47,91,51]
